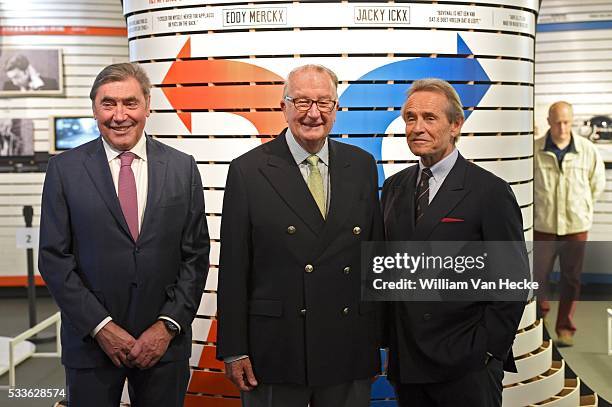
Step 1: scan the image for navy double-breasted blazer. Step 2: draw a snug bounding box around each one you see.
[216,131,384,386]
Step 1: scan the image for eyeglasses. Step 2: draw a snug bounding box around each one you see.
[284,96,337,113]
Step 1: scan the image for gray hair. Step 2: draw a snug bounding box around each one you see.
[282,64,339,99]
[402,78,465,125]
[90,62,151,102]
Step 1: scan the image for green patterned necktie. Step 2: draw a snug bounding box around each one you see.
[306,155,326,218]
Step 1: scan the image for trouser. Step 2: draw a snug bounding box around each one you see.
[65,359,189,407]
[241,378,371,407]
[534,230,588,335]
[393,358,504,407]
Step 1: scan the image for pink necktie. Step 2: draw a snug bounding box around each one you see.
[118,152,139,240]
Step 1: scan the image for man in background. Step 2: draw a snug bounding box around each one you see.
[534,101,605,347]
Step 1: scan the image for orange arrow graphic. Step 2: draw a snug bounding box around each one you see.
[163,59,284,84]
[234,112,285,136]
[162,37,193,132]
[161,85,284,110]
[161,38,287,135]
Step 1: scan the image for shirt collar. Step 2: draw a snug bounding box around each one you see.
[544,130,577,153]
[102,133,148,163]
[419,147,458,182]
[285,127,329,166]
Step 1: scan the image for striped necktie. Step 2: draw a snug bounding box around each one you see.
[415,167,433,223]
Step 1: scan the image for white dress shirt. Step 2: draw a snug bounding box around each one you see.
[285,127,331,215]
[103,133,148,229]
[417,148,459,204]
[224,131,332,364]
[91,135,181,337]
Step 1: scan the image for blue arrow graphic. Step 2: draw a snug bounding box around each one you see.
[333,34,491,165]
[336,84,491,108]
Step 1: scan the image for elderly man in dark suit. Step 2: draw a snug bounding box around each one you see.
[380,78,528,406]
[216,64,384,407]
[38,62,210,406]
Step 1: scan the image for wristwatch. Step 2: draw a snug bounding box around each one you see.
[162,320,179,337]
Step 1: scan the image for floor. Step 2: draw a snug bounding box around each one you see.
[544,300,612,404]
[0,296,610,407]
[0,297,64,407]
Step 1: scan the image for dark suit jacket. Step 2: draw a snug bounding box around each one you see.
[381,152,528,384]
[216,131,384,386]
[38,136,210,368]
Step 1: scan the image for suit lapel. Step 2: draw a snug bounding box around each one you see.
[259,132,325,236]
[312,139,355,259]
[413,154,469,240]
[139,136,167,241]
[82,138,133,240]
[389,165,418,239]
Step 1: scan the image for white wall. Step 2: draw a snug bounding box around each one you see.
[0,0,128,282]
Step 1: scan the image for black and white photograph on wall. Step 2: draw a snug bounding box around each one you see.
[0,48,62,96]
[0,119,34,156]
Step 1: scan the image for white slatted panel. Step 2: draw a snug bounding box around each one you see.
[536,0,612,247]
[383,159,533,184]
[0,172,43,276]
[205,267,218,291]
[0,1,127,280]
[160,135,534,163]
[503,340,553,386]
[123,0,539,14]
[590,169,612,242]
[142,58,534,85]
[130,30,534,61]
[535,1,612,136]
[502,360,565,407]
[381,136,533,161]
[125,1,539,400]
[513,319,544,357]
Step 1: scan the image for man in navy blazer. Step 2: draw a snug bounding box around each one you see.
[38,63,209,406]
[380,78,528,406]
[217,64,383,407]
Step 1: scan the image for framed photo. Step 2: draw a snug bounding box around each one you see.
[0,119,34,157]
[0,47,63,96]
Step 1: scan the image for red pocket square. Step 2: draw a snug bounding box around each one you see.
[441,217,464,223]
